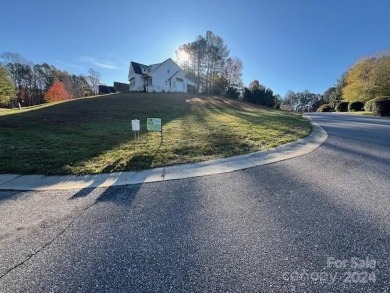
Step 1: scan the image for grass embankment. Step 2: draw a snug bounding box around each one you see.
[0,93,311,175]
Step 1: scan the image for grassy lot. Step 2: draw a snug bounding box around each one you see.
[0,93,311,175]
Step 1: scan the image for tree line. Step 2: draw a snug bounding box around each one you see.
[280,53,390,113]
[0,52,101,107]
[282,90,323,112]
[243,80,281,108]
[341,53,390,102]
[302,53,390,111]
[316,53,390,115]
[176,31,243,97]
[255,52,390,113]
[176,31,281,108]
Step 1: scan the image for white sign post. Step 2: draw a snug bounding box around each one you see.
[131,119,140,140]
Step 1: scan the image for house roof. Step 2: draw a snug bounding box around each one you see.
[168,70,181,81]
[152,58,174,72]
[131,58,180,76]
[130,58,195,85]
[149,63,161,72]
[131,61,147,74]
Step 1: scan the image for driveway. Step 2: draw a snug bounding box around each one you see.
[0,113,389,292]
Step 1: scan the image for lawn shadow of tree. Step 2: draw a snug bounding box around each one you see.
[0,93,308,175]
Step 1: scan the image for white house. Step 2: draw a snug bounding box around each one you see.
[128,58,195,93]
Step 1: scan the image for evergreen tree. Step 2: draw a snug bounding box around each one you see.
[0,64,16,106]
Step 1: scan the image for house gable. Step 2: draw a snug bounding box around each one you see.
[128,62,146,91]
[128,58,195,92]
[152,58,181,75]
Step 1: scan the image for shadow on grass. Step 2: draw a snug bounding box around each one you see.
[0,93,192,175]
[118,139,163,171]
[202,98,307,127]
[0,93,308,175]
[183,98,310,156]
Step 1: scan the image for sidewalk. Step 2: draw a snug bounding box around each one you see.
[0,119,327,191]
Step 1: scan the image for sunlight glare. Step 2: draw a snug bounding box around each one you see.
[177,50,189,64]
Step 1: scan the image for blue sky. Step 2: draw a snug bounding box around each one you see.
[1,0,389,96]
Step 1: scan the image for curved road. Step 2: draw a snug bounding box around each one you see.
[0,113,389,292]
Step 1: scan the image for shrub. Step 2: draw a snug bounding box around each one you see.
[335,101,349,112]
[365,96,390,113]
[316,104,333,112]
[364,99,375,112]
[225,86,240,99]
[348,101,364,112]
[243,87,253,103]
[372,97,390,116]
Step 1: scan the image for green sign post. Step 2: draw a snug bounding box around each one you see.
[147,118,163,141]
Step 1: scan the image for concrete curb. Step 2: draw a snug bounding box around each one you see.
[0,119,328,191]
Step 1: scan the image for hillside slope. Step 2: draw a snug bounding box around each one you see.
[0,93,311,174]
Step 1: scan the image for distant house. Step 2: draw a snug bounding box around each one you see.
[113,82,129,93]
[128,58,195,93]
[99,85,116,94]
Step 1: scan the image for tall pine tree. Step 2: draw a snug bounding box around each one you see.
[0,64,16,106]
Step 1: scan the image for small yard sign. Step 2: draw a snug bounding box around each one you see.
[147,118,162,132]
[131,119,140,140]
[131,119,140,131]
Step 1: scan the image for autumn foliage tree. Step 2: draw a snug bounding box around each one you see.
[0,52,95,107]
[44,81,72,102]
[343,54,390,102]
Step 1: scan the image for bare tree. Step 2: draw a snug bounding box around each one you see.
[0,52,31,66]
[224,57,243,88]
[176,31,232,94]
[88,68,101,95]
[204,31,230,95]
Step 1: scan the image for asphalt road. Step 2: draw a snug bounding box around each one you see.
[0,113,389,292]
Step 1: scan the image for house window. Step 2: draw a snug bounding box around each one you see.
[167,69,170,74]
[173,81,176,88]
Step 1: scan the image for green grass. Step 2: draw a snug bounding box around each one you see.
[0,93,311,175]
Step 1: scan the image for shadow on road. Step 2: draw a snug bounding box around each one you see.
[1,113,389,292]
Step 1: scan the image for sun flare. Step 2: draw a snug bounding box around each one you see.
[177,50,189,64]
